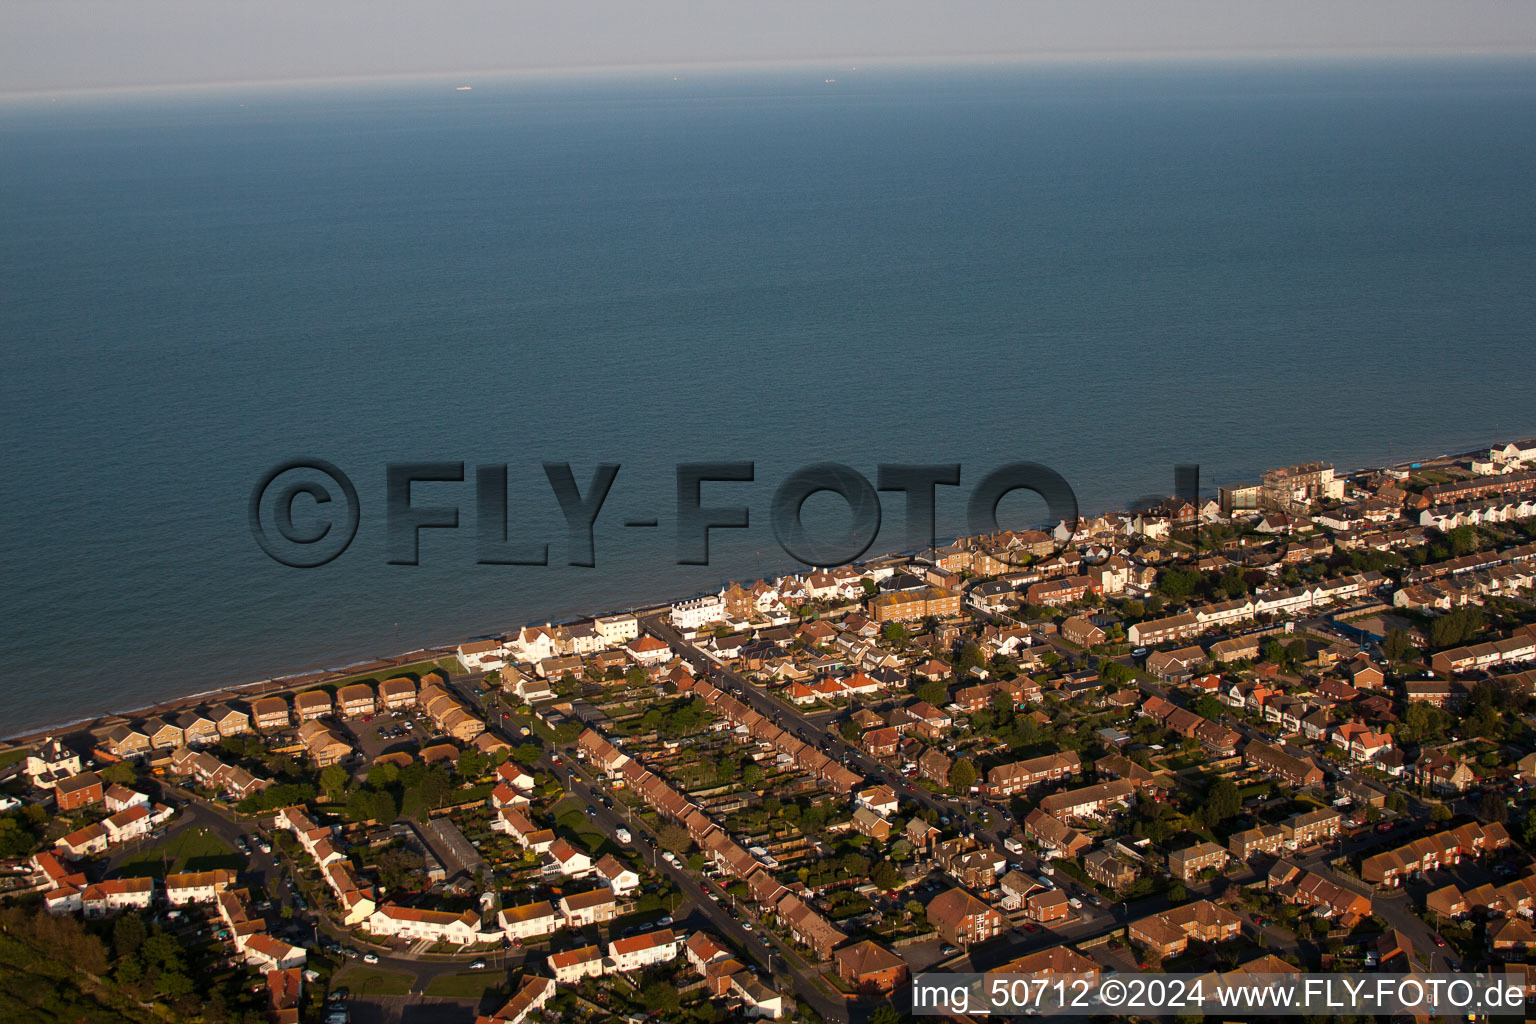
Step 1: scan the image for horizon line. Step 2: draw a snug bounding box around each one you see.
[3,44,1534,103]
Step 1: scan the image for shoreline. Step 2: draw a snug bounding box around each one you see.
[1,439,1512,749]
[1,645,455,750]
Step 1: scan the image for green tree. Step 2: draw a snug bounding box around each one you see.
[1192,695,1225,721]
[839,720,860,742]
[113,913,147,960]
[948,758,977,793]
[345,789,376,821]
[1383,628,1414,663]
[881,622,910,644]
[714,753,738,782]
[1479,792,1508,825]
[1403,701,1446,743]
[1430,803,1453,823]
[742,762,765,788]
[1158,569,1202,601]
[956,643,985,673]
[1447,525,1478,557]
[641,981,680,1015]
[320,764,349,802]
[418,765,452,809]
[916,680,948,706]
[101,762,137,786]
[141,930,184,975]
[0,816,35,858]
[1466,698,1500,738]
[456,748,488,778]
[659,824,691,855]
[869,1008,901,1024]
[1430,607,1485,648]
[115,955,144,987]
[369,760,400,787]
[1200,777,1241,825]
[372,788,399,824]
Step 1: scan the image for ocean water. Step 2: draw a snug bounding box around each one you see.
[3,57,1535,734]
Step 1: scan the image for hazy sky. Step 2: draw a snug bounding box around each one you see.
[5,0,1536,94]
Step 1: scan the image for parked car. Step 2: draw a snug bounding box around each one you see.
[469,960,486,970]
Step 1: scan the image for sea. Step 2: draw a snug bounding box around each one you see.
[3,56,1535,735]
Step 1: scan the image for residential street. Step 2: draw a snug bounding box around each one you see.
[548,754,852,1023]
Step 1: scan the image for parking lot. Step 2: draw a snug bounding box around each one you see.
[339,711,440,764]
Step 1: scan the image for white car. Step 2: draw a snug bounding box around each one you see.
[615,828,631,844]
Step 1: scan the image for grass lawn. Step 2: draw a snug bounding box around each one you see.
[0,749,26,771]
[333,965,414,996]
[502,706,557,743]
[549,798,611,854]
[327,658,461,690]
[423,972,505,999]
[114,826,240,877]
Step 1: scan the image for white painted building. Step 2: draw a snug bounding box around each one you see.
[608,928,682,972]
[366,904,484,946]
[550,945,606,983]
[81,877,155,917]
[498,900,561,941]
[594,613,640,647]
[670,594,727,632]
